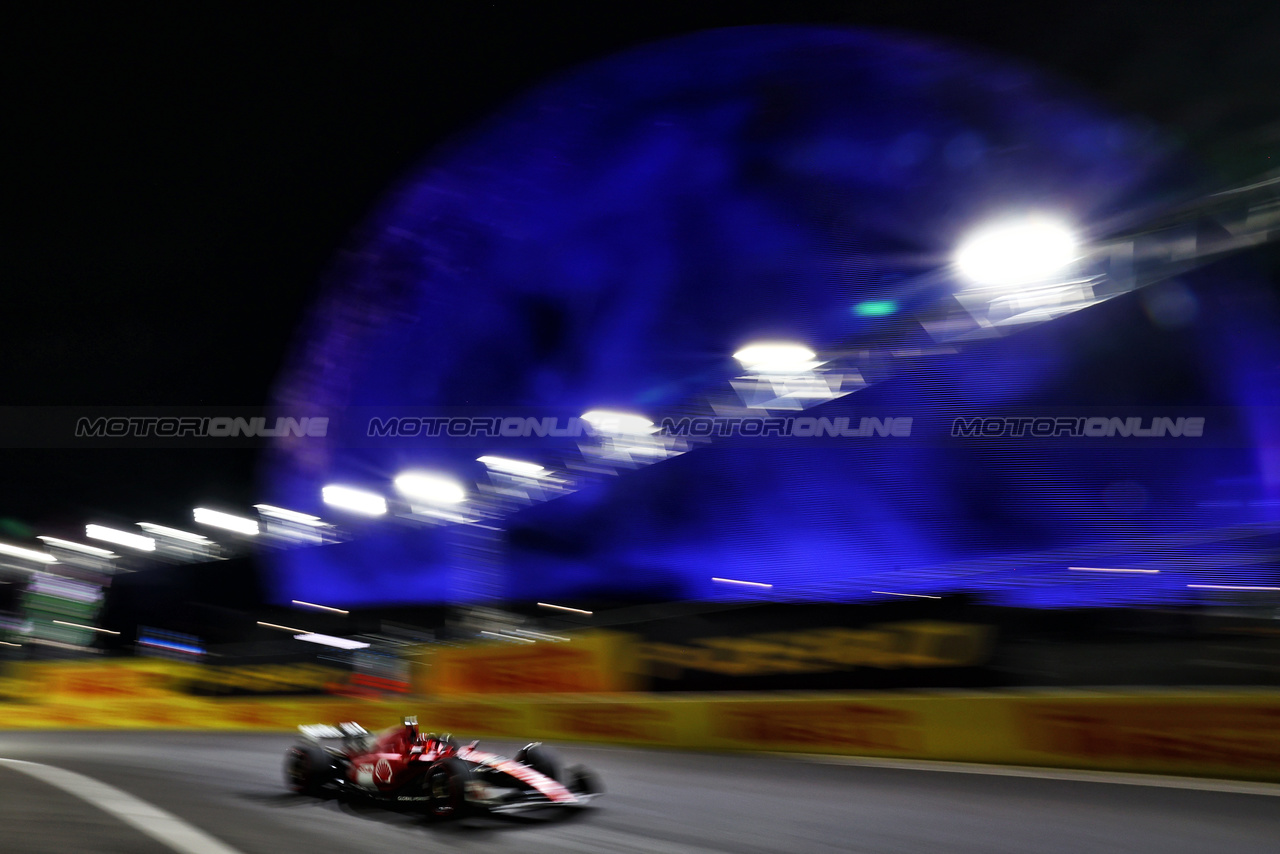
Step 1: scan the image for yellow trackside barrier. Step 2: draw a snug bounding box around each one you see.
[419,630,640,695]
[4,659,198,703]
[2,680,1278,782]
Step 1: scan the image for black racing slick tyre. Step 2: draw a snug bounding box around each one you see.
[568,765,603,796]
[514,742,561,782]
[284,744,335,796]
[425,758,472,819]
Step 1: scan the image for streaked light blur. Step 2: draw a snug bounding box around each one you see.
[192,508,260,536]
[321,485,388,516]
[580,410,657,435]
[137,523,210,544]
[254,504,328,526]
[477,456,547,477]
[393,472,467,504]
[85,525,156,552]
[36,537,116,558]
[0,541,58,564]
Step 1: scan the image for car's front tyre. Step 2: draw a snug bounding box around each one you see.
[425,758,472,819]
[514,742,562,782]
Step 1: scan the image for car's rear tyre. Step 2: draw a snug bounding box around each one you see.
[284,744,335,795]
[425,758,471,819]
[514,742,561,782]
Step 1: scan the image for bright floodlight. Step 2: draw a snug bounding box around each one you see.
[0,541,58,564]
[254,504,327,526]
[138,523,210,544]
[193,508,260,536]
[477,455,546,477]
[394,472,467,504]
[37,536,116,558]
[86,525,156,552]
[581,410,656,435]
[955,217,1078,288]
[322,485,388,516]
[733,342,820,373]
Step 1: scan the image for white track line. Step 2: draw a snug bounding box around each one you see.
[777,753,1280,797]
[0,757,244,854]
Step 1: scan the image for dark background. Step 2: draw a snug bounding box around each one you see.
[4,1,1278,539]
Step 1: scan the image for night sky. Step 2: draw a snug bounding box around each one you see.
[4,2,1278,540]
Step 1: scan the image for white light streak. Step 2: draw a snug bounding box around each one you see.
[477,455,547,477]
[254,504,328,526]
[52,620,120,635]
[37,537,116,558]
[193,508,260,536]
[537,602,593,615]
[86,525,156,552]
[322,485,388,516]
[258,621,307,633]
[512,629,570,642]
[480,630,536,644]
[1187,584,1280,591]
[872,591,942,599]
[713,577,774,589]
[292,600,349,615]
[138,523,210,544]
[1068,566,1160,574]
[293,633,369,650]
[0,541,57,563]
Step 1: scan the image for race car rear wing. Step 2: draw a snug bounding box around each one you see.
[297,722,367,742]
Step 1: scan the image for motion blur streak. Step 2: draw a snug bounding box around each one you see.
[1,734,1278,854]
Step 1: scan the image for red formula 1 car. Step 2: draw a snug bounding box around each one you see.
[284,716,602,818]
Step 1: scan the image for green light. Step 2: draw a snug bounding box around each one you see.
[853,300,897,317]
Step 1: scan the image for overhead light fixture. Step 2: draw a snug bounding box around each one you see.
[255,504,327,526]
[393,472,467,504]
[37,537,115,558]
[86,525,156,552]
[955,216,1078,289]
[138,523,210,544]
[322,485,388,516]
[0,541,58,564]
[193,508,259,536]
[732,342,820,373]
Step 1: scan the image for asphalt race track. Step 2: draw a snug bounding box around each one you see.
[1,732,1277,854]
